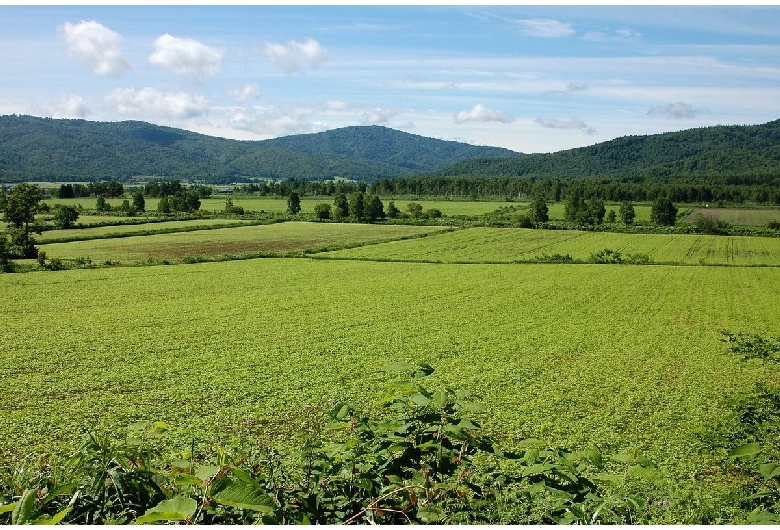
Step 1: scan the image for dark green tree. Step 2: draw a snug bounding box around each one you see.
[157,196,172,214]
[619,201,636,225]
[348,191,364,221]
[587,198,606,225]
[333,193,349,220]
[650,197,678,226]
[132,191,145,212]
[606,209,617,223]
[53,205,79,229]
[564,189,586,222]
[314,203,331,220]
[385,201,401,219]
[95,195,108,212]
[363,194,384,222]
[407,202,423,219]
[287,191,301,215]
[530,195,549,223]
[2,183,43,258]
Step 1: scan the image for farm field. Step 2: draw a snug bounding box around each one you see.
[320,226,780,266]
[2,257,779,519]
[37,218,259,243]
[37,222,449,264]
[686,207,780,226]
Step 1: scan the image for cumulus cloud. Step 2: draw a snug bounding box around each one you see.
[647,102,702,119]
[535,117,596,134]
[454,104,514,124]
[515,18,574,38]
[264,38,328,74]
[58,20,130,75]
[149,34,224,81]
[228,105,317,137]
[51,94,90,118]
[362,107,399,124]
[105,87,208,119]
[228,83,260,103]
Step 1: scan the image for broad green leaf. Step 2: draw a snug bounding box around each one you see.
[174,473,203,486]
[759,462,780,480]
[383,363,413,372]
[591,473,623,485]
[335,403,350,420]
[432,390,448,408]
[409,393,431,407]
[415,362,435,376]
[0,503,17,515]
[12,489,37,525]
[749,509,780,524]
[195,465,221,480]
[457,418,480,430]
[231,466,260,487]
[212,481,276,513]
[417,504,445,522]
[729,443,762,458]
[516,438,546,448]
[458,401,487,412]
[135,496,197,523]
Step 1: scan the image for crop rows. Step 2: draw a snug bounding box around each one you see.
[36,222,449,264]
[37,218,259,243]
[320,226,780,266]
[2,259,780,505]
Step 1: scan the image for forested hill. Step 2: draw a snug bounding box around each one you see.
[0,115,519,183]
[424,119,780,183]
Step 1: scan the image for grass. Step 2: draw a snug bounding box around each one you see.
[686,207,780,226]
[319,226,780,266]
[36,222,449,264]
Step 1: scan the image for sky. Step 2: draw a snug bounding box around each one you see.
[1,5,779,154]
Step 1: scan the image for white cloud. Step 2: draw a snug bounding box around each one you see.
[52,94,90,118]
[58,20,130,75]
[227,105,318,137]
[362,107,399,124]
[148,34,224,81]
[616,27,642,39]
[647,101,702,119]
[515,18,574,38]
[454,104,514,124]
[228,83,260,103]
[264,38,328,74]
[535,117,596,134]
[105,87,208,119]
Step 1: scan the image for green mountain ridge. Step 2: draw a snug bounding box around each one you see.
[0,116,519,183]
[422,119,780,183]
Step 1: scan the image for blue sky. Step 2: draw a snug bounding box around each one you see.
[1,5,779,153]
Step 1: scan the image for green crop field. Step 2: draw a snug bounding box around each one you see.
[2,257,780,520]
[36,222,449,264]
[320,226,780,266]
[686,207,780,226]
[37,218,259,243]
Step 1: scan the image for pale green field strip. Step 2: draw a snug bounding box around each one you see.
[321,226,780,266]
[686,207,780,226]
[38,218,260,243]
[37,222,449,263]
[1,259,779,502]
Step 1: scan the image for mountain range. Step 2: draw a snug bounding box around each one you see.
[0,115,517,183]
[1,114,779,184]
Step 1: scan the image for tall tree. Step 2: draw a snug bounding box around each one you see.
[530,195,549,223]
[2,183,43,257]
[650,197,678,226]
[619,201,636,225]
[287,191,301,215]
[348,191,364,221]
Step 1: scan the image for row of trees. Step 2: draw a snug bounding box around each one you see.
[370,175,780,205]
[56,181,124,198]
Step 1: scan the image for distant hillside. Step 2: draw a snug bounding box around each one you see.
[0,116,520,183]
[425,119,780,183]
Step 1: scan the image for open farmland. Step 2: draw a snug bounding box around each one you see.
[685,207,780,226]
[37,218,260,243]
[36,222,449,264]
[320,226,780,266]
[2,257,780,520]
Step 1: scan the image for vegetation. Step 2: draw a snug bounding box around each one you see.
[0,116,517,182]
